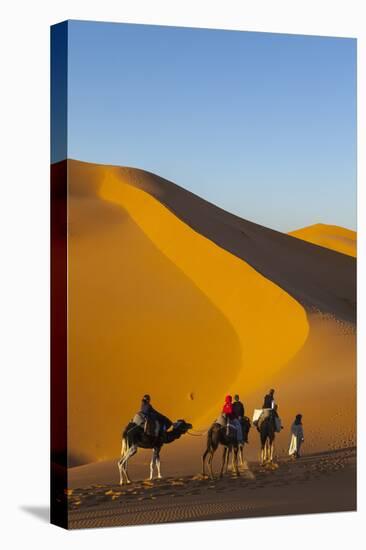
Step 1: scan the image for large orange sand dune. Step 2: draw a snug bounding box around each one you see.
[67,160,308,463]
[54,159,356,466]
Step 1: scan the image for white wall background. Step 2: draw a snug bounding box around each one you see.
[0,1,364,549]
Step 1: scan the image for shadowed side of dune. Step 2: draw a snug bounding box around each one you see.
[91,162,355,323]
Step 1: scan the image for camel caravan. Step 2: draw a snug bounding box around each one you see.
[118,390,304,485]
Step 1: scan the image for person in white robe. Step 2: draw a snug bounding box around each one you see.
[289,414,304,458]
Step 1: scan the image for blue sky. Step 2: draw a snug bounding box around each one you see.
[62,21,356,232]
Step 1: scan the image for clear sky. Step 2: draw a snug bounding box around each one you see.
[63,20,356,232]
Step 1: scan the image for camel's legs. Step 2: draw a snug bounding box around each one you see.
[227,448,232,472]
[208,451,214,480]
[149,448,163,480]
[263,441,267,463]
[233,447,240,475]
[260,440,266,466]
[119,445,137,485]
[202,449,210,477]
[270,440,274,463]
[124,448,137,484]
[118,439,127,485]
[118,458,123,485]
[149,448,158,480]
[231,448,235,472]
[239,444,244,467]
[233,444,244,469]
[122,445,137,484]
[156,449,162,479]
[220,447,227,477]
[118,454,129,485]
[224,447,230,473]
[226,448,231,473]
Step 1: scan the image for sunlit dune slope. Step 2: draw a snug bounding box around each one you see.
[131,311,356,464]
[95,164,355,322]
[288,224,356,258]
[66,160,308,464]
[237,312,356,457]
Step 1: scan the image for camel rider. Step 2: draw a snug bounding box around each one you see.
[263,388,275,410]
[222,395,243,443]
[139,394,172,437]
[260,390,282,431]
[232,394,249,443]
[232,394,245,418]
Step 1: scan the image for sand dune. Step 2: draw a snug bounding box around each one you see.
[92,163,356,322]
[244,312,356,455]
[67,160,308,463]
[289,223,356,257]
[53,159,356,471]
[66,311,355,480]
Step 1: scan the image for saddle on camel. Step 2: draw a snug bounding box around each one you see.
[133,394,173,441]
[217,394,251,443]
[252,389,283,433]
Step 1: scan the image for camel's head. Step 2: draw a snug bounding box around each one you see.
[173,419,193,434]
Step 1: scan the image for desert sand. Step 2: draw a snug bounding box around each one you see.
[289,223,356,257]
[67,448,356,528]
[54,158,356,525]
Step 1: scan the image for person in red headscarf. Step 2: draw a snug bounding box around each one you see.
[222,395,233,417]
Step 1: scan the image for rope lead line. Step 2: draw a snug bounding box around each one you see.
[187,429,208,437]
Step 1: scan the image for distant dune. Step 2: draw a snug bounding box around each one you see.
[289,223,356,258]
[52,159,356,467]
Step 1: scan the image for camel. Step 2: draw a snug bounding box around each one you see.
[202,423,242,479]
[118,419,192,485]
[258,411,278,466]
